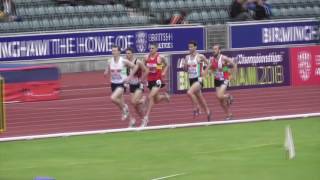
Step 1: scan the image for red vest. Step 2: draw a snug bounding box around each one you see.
[146,54,163,81]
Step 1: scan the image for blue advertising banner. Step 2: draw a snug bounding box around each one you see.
[0,26,205,61]
[229,19,320,48]
[171,48,290,94]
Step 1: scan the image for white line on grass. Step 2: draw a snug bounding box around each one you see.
[151,173,186,180]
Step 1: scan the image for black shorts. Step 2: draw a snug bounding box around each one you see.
[214,79,229,88]
[148,80,165,90]
[129,83,144,93]
[189,77,203,87]
[111,83,125,92]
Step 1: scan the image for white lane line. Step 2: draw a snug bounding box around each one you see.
[1,112,319,142]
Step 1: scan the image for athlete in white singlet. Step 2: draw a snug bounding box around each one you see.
[183,41,211,121]
[104,46,136,124]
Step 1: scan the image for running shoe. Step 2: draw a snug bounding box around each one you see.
[207,111,212,122]
[129,118,136,128]
[122,104,129,121]
[141,116,149,127]
[225,114,233,120]
[193,108,200,118]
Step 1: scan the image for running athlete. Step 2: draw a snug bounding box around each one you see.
[142,43,170,127]
[104,46,136,123]
[182,41,211,121]
[204,44,237,120]
[125,48,149,127]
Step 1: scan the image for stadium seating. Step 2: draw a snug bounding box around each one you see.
[143,0,320,24]
[0,0,152,33]
[0,0,319,33]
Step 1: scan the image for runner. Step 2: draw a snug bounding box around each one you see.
[142,43,170,127]
[125,47,148,127]
[204,44,237,120]
[182,41,211,121]
[104,46,136,124]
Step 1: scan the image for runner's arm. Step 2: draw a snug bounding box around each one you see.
[182,56,188,71]
[224,56,237,75]
[103,60,110,76]
[124,60,136,80]
[161,56,168,77]
[199,54,209,66]
[202,61,211,77]
[137,59,149,83]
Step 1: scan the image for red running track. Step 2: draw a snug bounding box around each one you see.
[1,71,320,138]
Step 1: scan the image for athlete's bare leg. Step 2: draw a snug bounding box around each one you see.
[187,82,202,115]
[141,87,159,127]
[145,87,159,118]
[145,86,170,117]
[131,89,145,118]
[110,87,125,110]
[154,92,170,104]
[195,90,211,121]
[110,87,130,121]
[216,85,232,119]
[141,86,169,127]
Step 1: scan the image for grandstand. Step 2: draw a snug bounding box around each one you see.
[0,0,319,33]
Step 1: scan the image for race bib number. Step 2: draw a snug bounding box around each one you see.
[215,71,224,80]
[156,80,162,86]
[147,63,157,73]
[188,64,198,78]
[130,77,139,85]
[188,68,198,77]
[149,67,157,73]
[111,70,122,81]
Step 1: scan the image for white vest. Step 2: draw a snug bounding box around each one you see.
[215,55,225,80]
[110,57,127,84]
[187,54,200,79]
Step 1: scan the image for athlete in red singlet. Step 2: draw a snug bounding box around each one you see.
[204,44,237,120]
[141,43,170,127]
